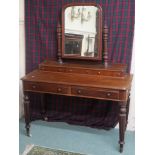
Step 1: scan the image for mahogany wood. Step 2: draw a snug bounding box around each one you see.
[39,60,127,77]
[23,93,31,137]
[126,93,131,130]
[103,24,109,67]
[119,102,127,153]
[57,22,63,64]
[22,60,132,152]
[22,3,132,153]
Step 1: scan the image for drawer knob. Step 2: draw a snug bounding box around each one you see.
[107,93,111,97]
[69,69,72,72]
[57,88,62,92]
[98,71,101,75]
[32,85,36,89]
[77,90,81,94]
[86,70,89,74]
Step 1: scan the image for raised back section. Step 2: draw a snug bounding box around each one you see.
[57,23,109,66]
[39,59,127,78]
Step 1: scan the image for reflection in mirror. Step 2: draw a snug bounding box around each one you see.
[64,6,99,57]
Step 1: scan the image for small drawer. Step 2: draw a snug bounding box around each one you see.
[23,82,69,94]
[71,86,119,100]
[90,70,124,77]
[40,66,66,72]
[66,68,92,74]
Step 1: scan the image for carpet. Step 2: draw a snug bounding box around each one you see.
[22,144,87,155]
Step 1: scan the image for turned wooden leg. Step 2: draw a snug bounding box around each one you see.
[126,93,130,130]
[24,93,31,137]
[119,102,127,153]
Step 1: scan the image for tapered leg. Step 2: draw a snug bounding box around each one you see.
[119,102,127,153]
[24,93,31,137]
[126,93,130,130]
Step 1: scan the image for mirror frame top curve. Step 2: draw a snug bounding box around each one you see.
[61,2,103,61]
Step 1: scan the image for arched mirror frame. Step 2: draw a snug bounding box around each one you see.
[61,2,103,61]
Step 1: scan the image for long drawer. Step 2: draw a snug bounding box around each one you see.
[23,82,120,100]
[23,81,69,95]
[71,86,119,100]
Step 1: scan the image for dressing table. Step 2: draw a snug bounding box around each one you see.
[21,2,133,153]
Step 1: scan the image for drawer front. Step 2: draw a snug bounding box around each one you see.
[39,65,124,77]
[71,87,119,100]
[40,66,66,72]
[66,68,124,77]
[23,82,69,94]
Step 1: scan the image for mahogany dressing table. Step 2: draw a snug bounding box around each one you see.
[21,3,133,153]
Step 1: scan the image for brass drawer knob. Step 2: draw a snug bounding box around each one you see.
[57,88,62,92]
[32,85,36,89]
[98,71,101,75]
[106,93,111,97]
[77,90,81,94]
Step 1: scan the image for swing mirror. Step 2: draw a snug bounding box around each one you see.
[61,3,103,60]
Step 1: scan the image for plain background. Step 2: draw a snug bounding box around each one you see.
[0,0,155,154]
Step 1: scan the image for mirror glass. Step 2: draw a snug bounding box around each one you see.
[64,5,100,58]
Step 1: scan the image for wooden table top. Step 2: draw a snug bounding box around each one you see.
[22,70,133,90]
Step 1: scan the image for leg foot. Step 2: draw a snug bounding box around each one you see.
[120,144,123,153]
[25,124,31,137]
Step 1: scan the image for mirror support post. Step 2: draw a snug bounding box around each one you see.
[103,24,108,67]
[57,22,63,64]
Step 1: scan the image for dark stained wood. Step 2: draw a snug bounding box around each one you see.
[39,60,127,71]
[23,81,69,95]
[22,70,132,92]
[126,93,131,130]
[71,86,119,100]
[39,60,127,77]
[61,2,102,61]
[22,61,132,152]
[103,24,109,67]
[22,2,133,152]
[57,22,63,64]
[23,93,31,137]
[119,102,127,153]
